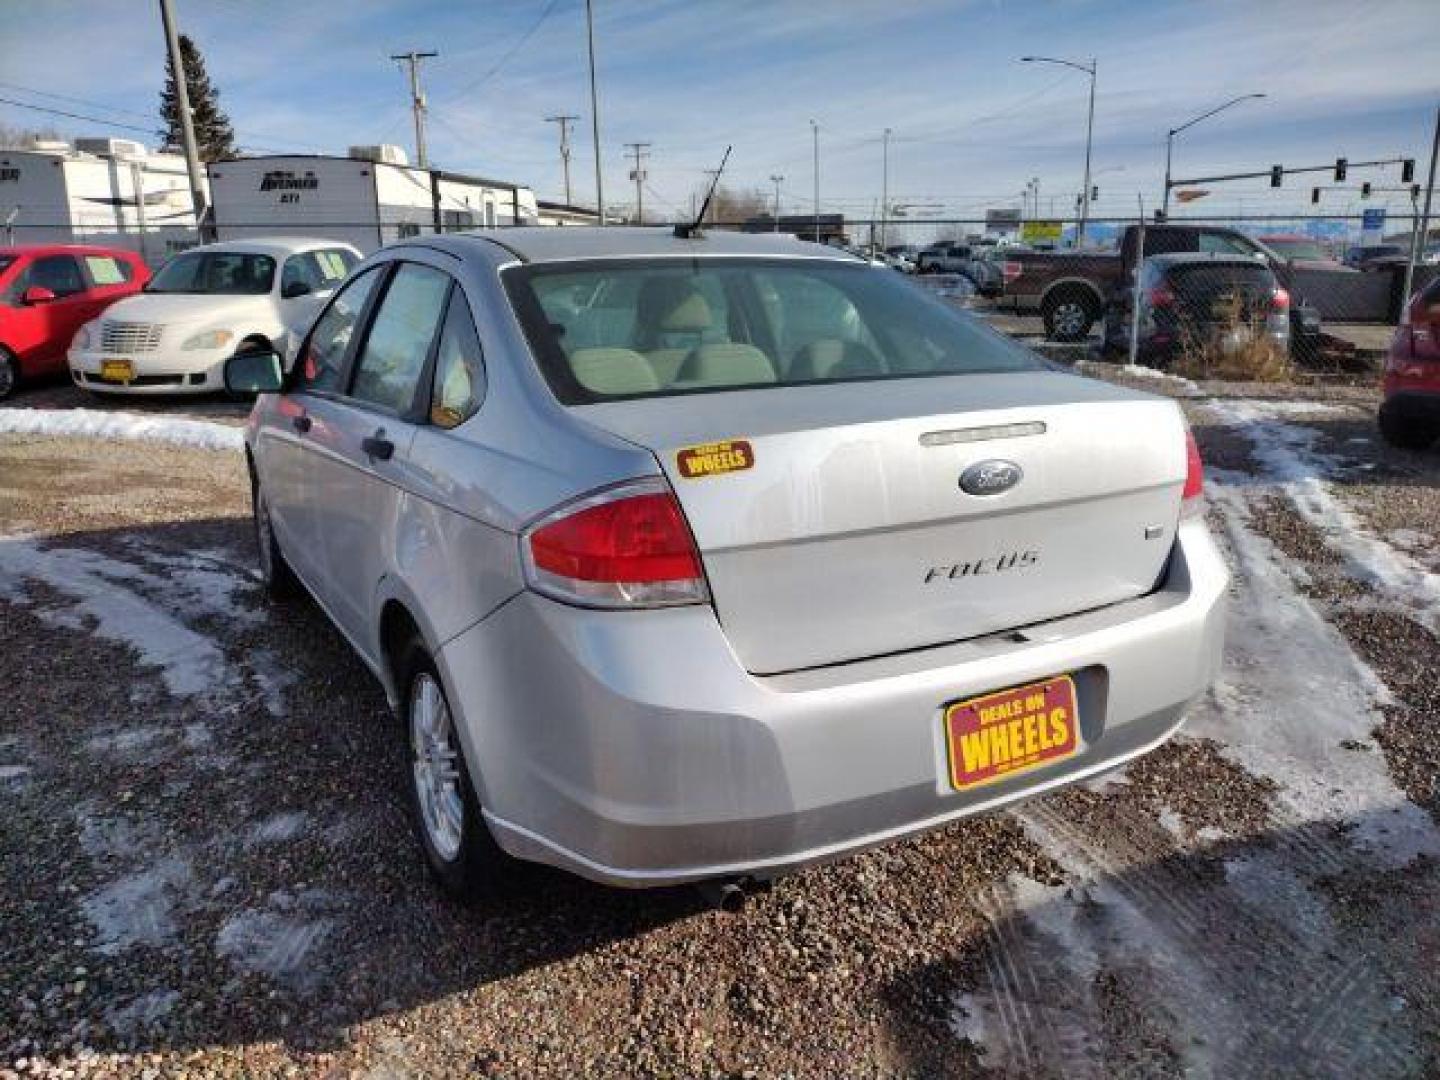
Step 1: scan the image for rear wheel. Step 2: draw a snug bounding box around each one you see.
[1043,290,1100,343]
[0,348,18,401]
[1378,405,1439,450]
[252,479,299,599]
[401,640,509,902]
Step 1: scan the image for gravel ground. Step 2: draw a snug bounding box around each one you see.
[2,369,1439,1078]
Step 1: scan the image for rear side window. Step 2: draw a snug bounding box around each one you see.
[349,263,451,413]
[84,255,130,286]
[429,291,486,429]
[504,258,1042,404]
[296,265,383,393]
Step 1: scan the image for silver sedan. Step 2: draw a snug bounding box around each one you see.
[227,227,1228,899]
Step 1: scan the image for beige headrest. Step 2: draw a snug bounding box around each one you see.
[569,348,661,395]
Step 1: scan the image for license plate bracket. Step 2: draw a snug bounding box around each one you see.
[943,675,1079,791]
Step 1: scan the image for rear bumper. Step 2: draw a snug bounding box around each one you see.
[439,518,1228,887]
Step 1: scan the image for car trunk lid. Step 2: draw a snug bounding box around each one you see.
[574,373,1188,674]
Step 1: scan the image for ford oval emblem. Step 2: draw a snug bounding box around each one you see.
[959,459,1023,496]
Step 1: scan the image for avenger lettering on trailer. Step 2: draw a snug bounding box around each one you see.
[259,170,319,204]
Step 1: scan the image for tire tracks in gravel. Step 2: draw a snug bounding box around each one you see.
[956,394,1440,1078]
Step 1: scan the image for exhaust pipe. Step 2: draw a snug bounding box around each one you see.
[696,878,748,912]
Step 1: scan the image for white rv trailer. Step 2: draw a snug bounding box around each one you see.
[0,139,205,263]
[207,148,539,254]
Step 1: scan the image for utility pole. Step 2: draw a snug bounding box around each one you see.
[545,114,578,205]
[585,0,605,225]
[881,127,891,252]
[624,142,650,224]
[1162,92,1266,216]
[770,174,783,231]
[1403,104,1439,308]
[390,49,438,168]
[810,119,820,243]
[157,0,208,237]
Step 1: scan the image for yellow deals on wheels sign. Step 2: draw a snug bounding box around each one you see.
[1021,219,1064,244]
[943,675,1079,790]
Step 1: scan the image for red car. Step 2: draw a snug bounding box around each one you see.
[1380,276,1440,449]
[0,244,151,400]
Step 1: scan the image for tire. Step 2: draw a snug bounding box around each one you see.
[1042,290,1100,343]
[251,477,299,599]
[400,639,509,902]
[0,348,18,401]
[1378,405,1438,451]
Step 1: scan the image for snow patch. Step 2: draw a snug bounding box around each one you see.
[0,764,31,780]
[1208,398,1440,637]
[82,856,192,955]
[216,909,332,988]
[248,811,309,844]
[0,407,243,452]
[107,989,181,1035]
[1115,363,1200,393]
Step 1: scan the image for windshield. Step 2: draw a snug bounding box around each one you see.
[147,251,276,295]
[0,255,16,277]
[504,257,1043,404]
[1264,239,1329,261]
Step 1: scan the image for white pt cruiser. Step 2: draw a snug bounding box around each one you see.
[68,237,359,394]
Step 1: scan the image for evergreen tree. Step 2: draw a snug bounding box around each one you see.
[158,34,235,161]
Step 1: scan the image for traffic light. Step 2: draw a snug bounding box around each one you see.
[1334,158,1347,182]
[1361,182,1372,198]
[1091,185,1099,200]
[1402,159,1415,184]
[1270,165,1283,188]
[1311,187,1321,205]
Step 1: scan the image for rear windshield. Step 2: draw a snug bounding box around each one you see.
[503,257,1042,403]
[1167,263,1275,290]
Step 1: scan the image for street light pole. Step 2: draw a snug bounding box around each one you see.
[770,174,783,232]
[1020,56,1096,246]
[811,119,820,243]
[584,0,605,225]
[1162,92,1266,216]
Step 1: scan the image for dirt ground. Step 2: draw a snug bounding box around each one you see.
[2,367,1439,1078]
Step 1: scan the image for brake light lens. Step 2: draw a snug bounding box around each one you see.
[521,479,709,608]
[1271,287,1291,311]
[1182,428,1204,513]
[1002,260,1023,283]
[1148,284,1176,308]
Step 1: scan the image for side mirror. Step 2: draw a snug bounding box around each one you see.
[224,349,285,394]
[281,280,312,300]
[22,286,56,305]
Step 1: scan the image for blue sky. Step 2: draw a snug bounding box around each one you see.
[1,0,1436,228]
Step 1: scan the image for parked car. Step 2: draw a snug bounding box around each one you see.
[1379,275,1440,449]
[1345,244,1407,270]
[226,226,1227,899]
[1103,253,1289,368]
[915,245,1001,296]
[1006,223,1325,347]
[0,244,150,400]
[67,237,359,395]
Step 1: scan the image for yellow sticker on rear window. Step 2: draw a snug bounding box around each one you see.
[677,440,754,479]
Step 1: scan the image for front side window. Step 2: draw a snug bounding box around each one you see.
[148,251,275,295]
[504,258,1042,403]
[27,255,86,297]
[349,263,451,413]
[295,265,383,393]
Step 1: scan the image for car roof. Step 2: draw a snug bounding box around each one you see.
[180,237,359,258]
[0,243,145,259]
[412,226,857,265]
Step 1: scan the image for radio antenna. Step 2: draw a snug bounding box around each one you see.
[675,145,732,239]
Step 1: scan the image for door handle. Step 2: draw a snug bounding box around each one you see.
[362,432,395,461]
[292,413,312,434]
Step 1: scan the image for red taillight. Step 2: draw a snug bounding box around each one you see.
[1148,285,1176,308]
[522,480,708,608]
[1182,429,1204,511]
[1271,287,1291,311]
[1002,260,1023,283]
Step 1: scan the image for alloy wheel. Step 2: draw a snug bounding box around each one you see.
[410,672,465,863]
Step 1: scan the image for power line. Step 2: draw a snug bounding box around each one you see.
[440,0,562,104]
